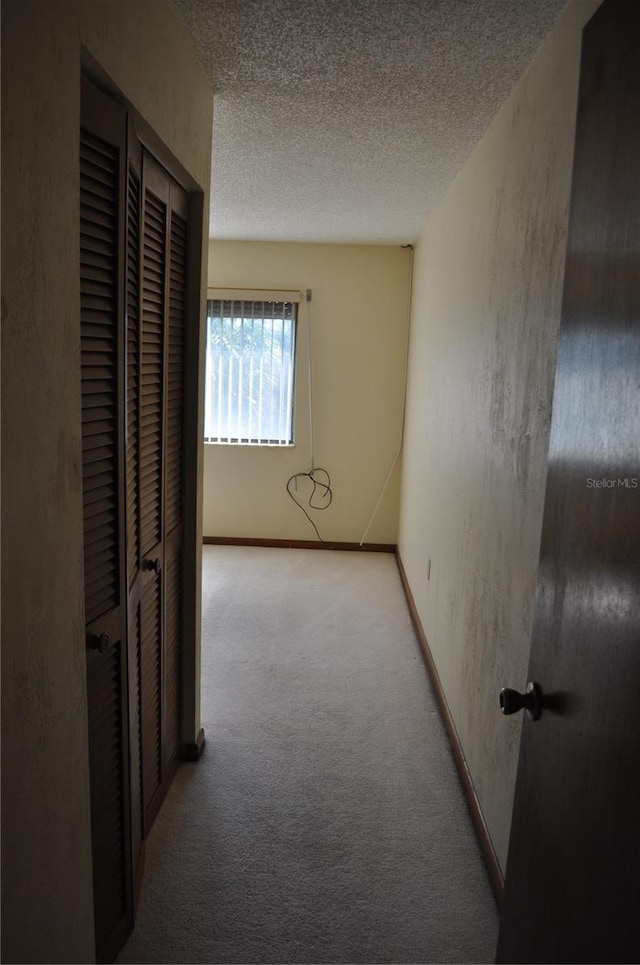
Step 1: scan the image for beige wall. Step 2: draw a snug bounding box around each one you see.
[205,241,411,544]
[398,0,602,872]
[1,2,212,961]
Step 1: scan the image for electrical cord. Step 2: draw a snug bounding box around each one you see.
[286,467,332,541]
[285,288,332,541]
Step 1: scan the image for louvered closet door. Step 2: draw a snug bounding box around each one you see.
[136,154,189,829]
[80,79,133,965]
[138,154,169,831]
[125,126,145,900]
[164,181,189,773]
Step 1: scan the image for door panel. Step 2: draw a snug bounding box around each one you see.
[126,159,141,581]
[139,155,169,830]
[141,569,164,818]
[166,205,187,537]
[126,595,144,891]
[125,134,145,898]
[164,187,189,772]
[80,123,121,627]
[137,157,188,826]
[164,549,183,769]
[497,1,640,961]
[80,79,133,964]
[140,165,168,559]
[87,638,128,947]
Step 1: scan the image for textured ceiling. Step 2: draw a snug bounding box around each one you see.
[171,0,566,244]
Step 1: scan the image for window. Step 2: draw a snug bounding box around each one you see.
[204,291,298,445]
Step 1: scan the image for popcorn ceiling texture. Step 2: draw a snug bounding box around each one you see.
[172,0,565,243]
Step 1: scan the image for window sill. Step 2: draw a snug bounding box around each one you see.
[204,441,296,448]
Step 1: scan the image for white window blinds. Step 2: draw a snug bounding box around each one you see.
[204,291,299,445]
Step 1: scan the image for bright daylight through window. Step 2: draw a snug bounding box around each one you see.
[204,296,297,445]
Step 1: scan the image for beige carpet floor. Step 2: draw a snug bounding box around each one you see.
[118,546,498,964]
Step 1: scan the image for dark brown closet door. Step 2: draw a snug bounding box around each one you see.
[81,76,191,963]
[164,181,189,773]
[138,154,169,831]
[137,153,188,831]
[80,78,133,964]
[125,125,145,900]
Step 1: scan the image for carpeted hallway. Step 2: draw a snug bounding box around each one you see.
[118,546,498,964]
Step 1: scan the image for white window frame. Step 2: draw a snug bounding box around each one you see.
[204,288,301,446]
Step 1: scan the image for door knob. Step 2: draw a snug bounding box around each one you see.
[87,631,110,653]
[500,681,542,720]
[143,557,161,573]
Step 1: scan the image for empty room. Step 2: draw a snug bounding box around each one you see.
[2,0,638,963]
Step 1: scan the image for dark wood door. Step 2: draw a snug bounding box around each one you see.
[138,152,188,832]
[80,78,134,965]
[125,124,145,901]
[82,77,190,960]
[497,1,640,961]
[139,152,168,831]
[164,179,189,775]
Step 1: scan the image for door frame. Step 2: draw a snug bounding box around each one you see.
[81,49,207,760]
